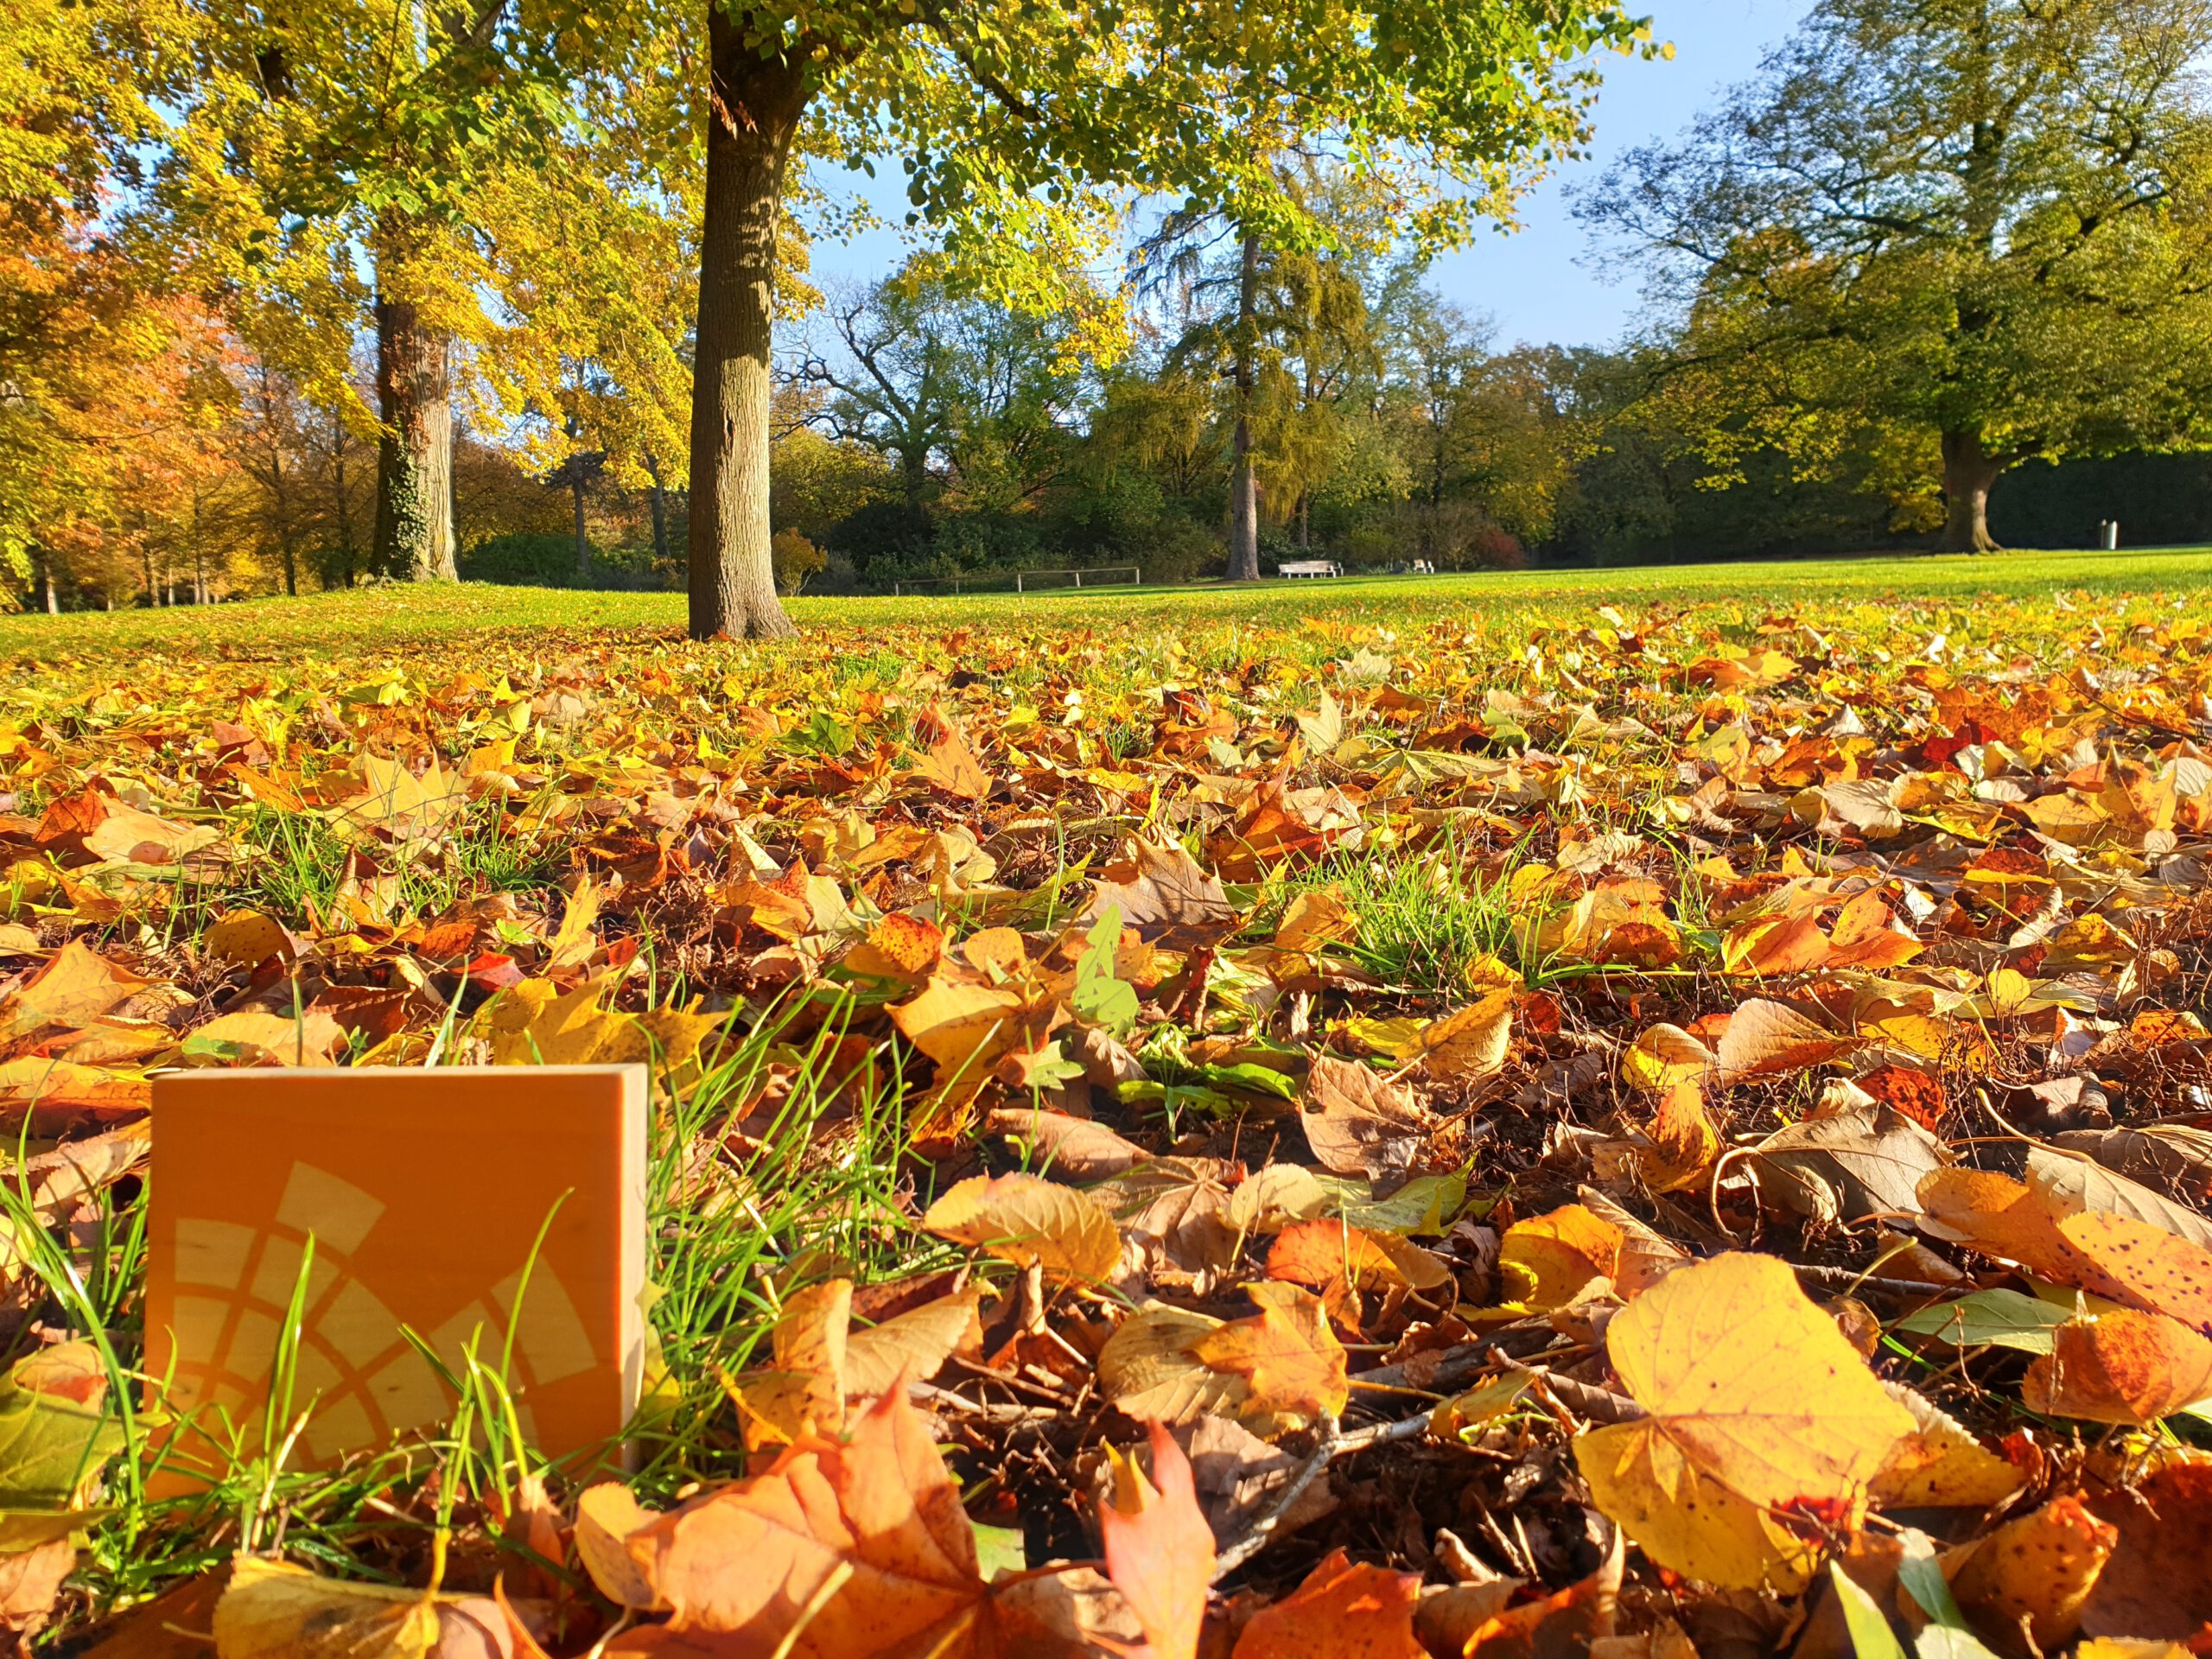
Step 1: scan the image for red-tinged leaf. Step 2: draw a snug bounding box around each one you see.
[1099,1423,1212,1659]
[466,952,526,992]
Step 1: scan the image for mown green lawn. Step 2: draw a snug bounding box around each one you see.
[3,543,2206,664]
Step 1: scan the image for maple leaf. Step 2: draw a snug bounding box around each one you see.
[0,942,149,1049]
[1298,1055,1434,1179]
[1230,1549,1423,1659]
[599,1386,1099,1658]
[1191,1283,1349,1419]
[1099,1423,1213,1659]
[1573,1253,1915,1592]
[914,707,991,800]
[1083,842,1236,953]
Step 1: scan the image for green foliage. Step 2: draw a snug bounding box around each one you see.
[1586,0,2212,548]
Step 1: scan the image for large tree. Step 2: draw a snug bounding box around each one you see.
[675,0,1654,636]
[159,0,572,582]
[1586,0,2212,551]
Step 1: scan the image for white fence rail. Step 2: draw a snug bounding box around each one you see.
[892,566,1142,596]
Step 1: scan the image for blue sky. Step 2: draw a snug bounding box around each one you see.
[803,0,1818,352]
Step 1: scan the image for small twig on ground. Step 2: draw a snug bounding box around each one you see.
[907,1381,1063,1425]
[1490,1353,1643,1425]
[1792,1263,1959,1299]
[1333,1411,1434,1458]
[1211,1413,1341,1581]
[1344,1325,1565,1398]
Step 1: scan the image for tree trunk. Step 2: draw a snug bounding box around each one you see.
[688,9,805,640]
[1939,429,2005,553]
[39,550,56,615]
[900,448,928,518]
[645,453,671,569]
[1226,226,1262,582]
[331,410,359,586]
[573,471,590,582]
[372,251,456,581]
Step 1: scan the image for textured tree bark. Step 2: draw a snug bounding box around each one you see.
[1226,227,1262,582]
[645,454,671,569]
[573,470,590,580]
[1939,429,2005,553]
[372,274,456,581]
[328,408,359,586]
[688,8,805,640]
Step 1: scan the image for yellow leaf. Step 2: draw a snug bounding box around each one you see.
[923,1173,1119,1284]
[888,975,1026,1073]
[0,941,149,1044]
[203,911,298,970]
[180,1008,344,1067]
[1573,1254,1914,1592]
[575,1484,668,1611]
[1275,888,1357,953]
[1621,1024,1714,1095]
[210,1557,493,1659]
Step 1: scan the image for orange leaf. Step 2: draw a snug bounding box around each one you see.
[1192,1283,1349,1419]
[1498,1205,1623,1309]
[1099,1423,1213,1659]
[1462,1532,1621,1657]
[1230,1549,1424,1659]
[915,710,989,799]
[2021,1310,2212,1425]
[2081,1461,2212,1641]
[2055,1210,2212,1332]
[606,1387,1039,1658]
[1941,1496,2115,1656]
[842,912,946,982]
[1266,1218,1450,1294]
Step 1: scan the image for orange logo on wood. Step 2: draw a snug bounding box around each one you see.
[145,1065,646,1480]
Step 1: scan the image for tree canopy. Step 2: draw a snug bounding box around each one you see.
[1584,0,2212,550]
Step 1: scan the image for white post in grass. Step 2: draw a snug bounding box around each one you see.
[2101,521,2120,550]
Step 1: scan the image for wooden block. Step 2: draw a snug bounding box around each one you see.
[145,1065,646,1480]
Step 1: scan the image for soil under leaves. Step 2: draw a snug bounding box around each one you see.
[6,577,2212,1656]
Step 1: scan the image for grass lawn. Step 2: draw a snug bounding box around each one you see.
[3,542,2207,664]
[1,541,2209,1644]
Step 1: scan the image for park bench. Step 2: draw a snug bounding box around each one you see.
[1277,559,1342,578]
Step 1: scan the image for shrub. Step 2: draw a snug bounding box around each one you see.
[460,533,583,587]
[771,530,827,594]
